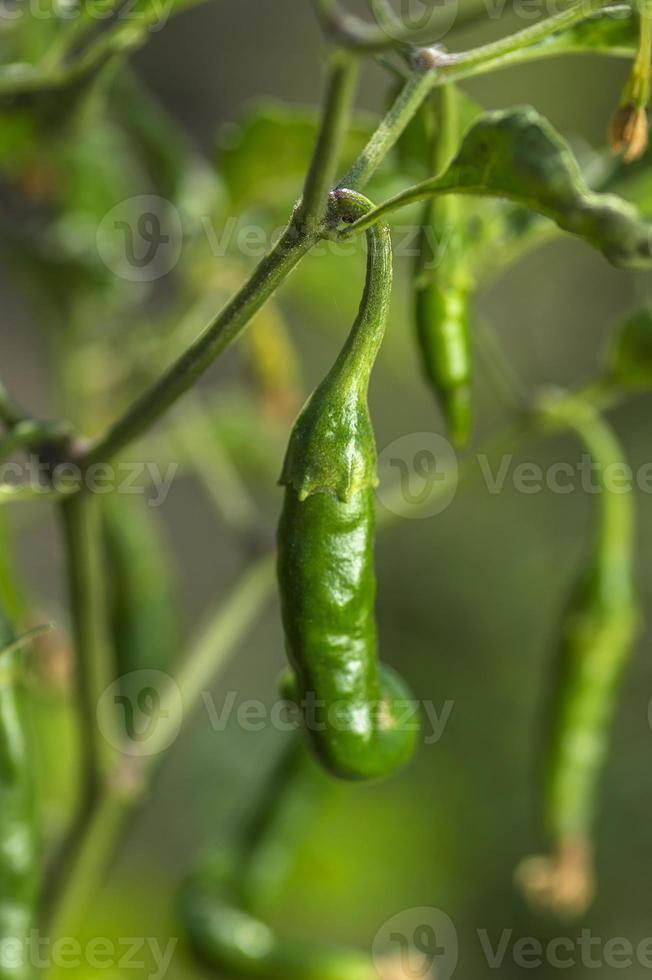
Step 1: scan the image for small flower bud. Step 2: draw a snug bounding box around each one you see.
[610,103,649,163]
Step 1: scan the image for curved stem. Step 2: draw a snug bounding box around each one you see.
[339,0,620,193]
[339,68,435,189]
[435,0,615,74]
[60,495,117,795]
[296,51,360,232]
[44,496,119,935]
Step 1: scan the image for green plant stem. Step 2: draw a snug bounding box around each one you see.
[445,5,635,83]
[339,67,435,189]
[296,52,360,232]
[45,497,119,938]
[45,554,275,941]
[438,0,614,74]
[81,225,315,468]
[60,495,117,794]
[64,0,622,477]
[340,0,616,191]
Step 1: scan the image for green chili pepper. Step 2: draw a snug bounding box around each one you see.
[181,739,379,980]
[414,87,473,447]
[0,602,38,980]
[518,393,639,918]
[276,189,419,782]
[103,495,179,681]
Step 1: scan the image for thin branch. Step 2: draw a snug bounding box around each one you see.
[339,67,436,189]
[60,495,117,799]
[296,51,360,232]
[44,496,119,930]
[428,0,619,76]
[69,0,622,476]
[339,0,619,190]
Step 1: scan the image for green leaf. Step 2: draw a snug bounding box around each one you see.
[216,100,376,212]
[361,107,652,269]
[607,308,652,388]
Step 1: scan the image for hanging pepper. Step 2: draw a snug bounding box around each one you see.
[276,188,419,781]
[518,393,640,917]
[414,86,473,447]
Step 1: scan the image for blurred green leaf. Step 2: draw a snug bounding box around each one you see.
[382,106,652,269]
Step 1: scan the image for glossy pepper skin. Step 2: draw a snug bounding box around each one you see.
[277,189,419,781]
[0,604,37,980]
[414,86,472,446]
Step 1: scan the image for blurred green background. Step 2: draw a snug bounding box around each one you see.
[2,1,652,978]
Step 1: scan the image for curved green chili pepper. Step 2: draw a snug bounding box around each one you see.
[414,87,472,447]
[181,739,385,980]
[0,603,38,980]
[518,393,639,918]
[277,189,419,781]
